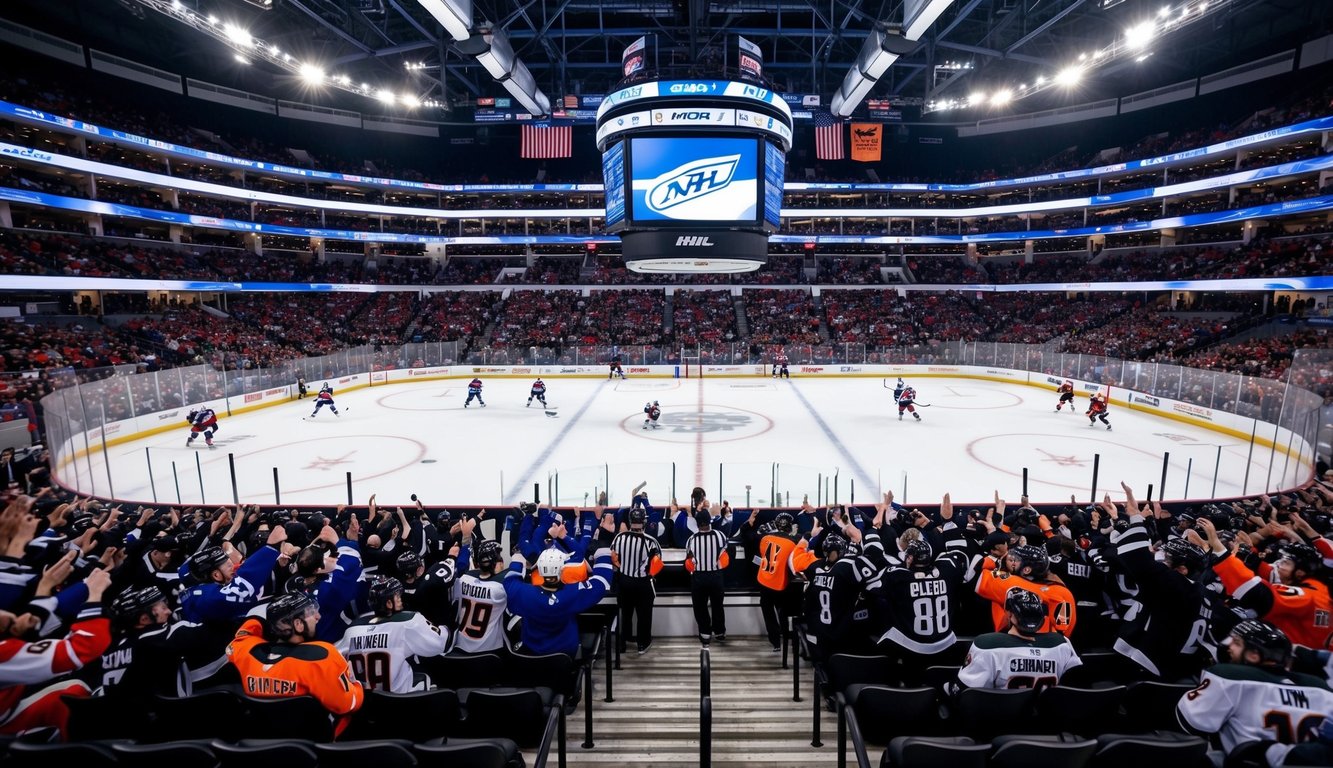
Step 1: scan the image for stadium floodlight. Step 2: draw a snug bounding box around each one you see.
[990,88,1013,105]
[401,93,421,108]
[299,63,325,85]
[903,0,956,41]
[242,0,274,8]
[1125,20,1157,50]
[1055,65,1083,85]
[856,29,898,80]
[967,91,986,105]
[234,53,250,64]
[476,28,517,79]
[414,0,474,42]
[222,23,252,47]
[376,89,397,104]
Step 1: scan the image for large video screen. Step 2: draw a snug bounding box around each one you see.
[763,140,784,230]
[602,141,626,229]
[628,137,758,225]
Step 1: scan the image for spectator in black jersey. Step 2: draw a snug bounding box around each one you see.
[95,585,174,702]
[801,502,886,661]
[394,516,474,630]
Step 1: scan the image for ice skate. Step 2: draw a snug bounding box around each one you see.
[914,413,921,421]
[1106,424,1112,430]
[899,414,903,421]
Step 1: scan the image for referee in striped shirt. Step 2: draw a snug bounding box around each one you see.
[685,510,730,646]
[611,507,663,655]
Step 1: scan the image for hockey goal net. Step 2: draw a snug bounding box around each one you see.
[682,356,702,378]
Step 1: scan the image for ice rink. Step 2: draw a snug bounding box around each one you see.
[68,376,1311,509]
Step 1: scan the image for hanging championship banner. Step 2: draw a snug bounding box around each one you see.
[623,36,647,76]
[737,35,763,78]
[850,122,882,162]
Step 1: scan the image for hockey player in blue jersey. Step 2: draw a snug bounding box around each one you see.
[185,407,219,448]
[310,382,340,418]
[505,514,616,656]
[464,377,486,408]
[527,378,547,408]
[179,524,290,624]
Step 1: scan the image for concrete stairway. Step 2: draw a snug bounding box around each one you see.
[536,637,839,767]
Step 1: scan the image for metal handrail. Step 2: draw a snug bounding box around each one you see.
[838,692,873,768]
[532,693,566,768]
[700,648,712,768]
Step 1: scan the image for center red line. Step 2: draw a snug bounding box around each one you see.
[694,373,705,491]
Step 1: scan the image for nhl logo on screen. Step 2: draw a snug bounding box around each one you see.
[646,154,740,213]
[676,236,715,246]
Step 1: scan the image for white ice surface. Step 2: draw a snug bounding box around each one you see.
[69,377,1310,509]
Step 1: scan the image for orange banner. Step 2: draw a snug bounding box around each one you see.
[850,123,882,162]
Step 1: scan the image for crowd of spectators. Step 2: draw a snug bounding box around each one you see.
[744,289,822,346]
[671,290,737,346]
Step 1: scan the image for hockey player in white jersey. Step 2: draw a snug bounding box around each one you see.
[336,575,449,693]
[527,378,548,408]
[1177,619,1333,767]
[956,587,1082,691]
[451,539,512,654]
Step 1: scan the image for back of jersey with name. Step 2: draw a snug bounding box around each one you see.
[1177,664,1333,759]
[452,573,509,653]
[958,632,1082,690]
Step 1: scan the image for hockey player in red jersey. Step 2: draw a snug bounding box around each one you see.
[1055,380,1075,413]
[0,567,113,739]
[643,401,661,430]
[527,378,548,408]
[186,407,219,448]
[1086,392,1110,430]
[898,386,922,422]
[464,378,485,408]
[772,350,790,379]
[310,382,341,418]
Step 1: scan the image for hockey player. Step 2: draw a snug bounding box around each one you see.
[898,385,922,422]
[955,588,1083,691]
[504,514,616,656]
[310,382,340,418]
[875,537,969,682]
[185,407,219,448]
[643,401,661,430]
[1055,379,1075,413]
[773,349,790,379]
[336,576,450,693]
[527,378,548,408]
[1177,620,1333,767]
[1086,392,1110,429]
[297,375,308,399]
[892,378,906,403]
[975,543,1077,638]
[227,592,363,736]
[609,352,627,380]
[1199,518,1333,651]
[452,539,512,654]
[464,377,486,408]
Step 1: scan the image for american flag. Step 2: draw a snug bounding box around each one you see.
[521,124,573,159]
[814,111,844,161]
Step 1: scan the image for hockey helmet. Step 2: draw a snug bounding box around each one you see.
[627,506,648,529]
[187,546,230,581]
[1006,544,1050,578]
[1228,619,1292,667]
[1276,542,1322,576]
[395,550,423,578]
[1162,538,1207,575]
[474,539,504,570]
[367,576,404,617]
[266,592,318,641]
[110,585,166,631]
[1004,587,1047,634]
[903,538,934,570]
[536,548,570,587]
[822,533,848,558]
[772,512,794,533]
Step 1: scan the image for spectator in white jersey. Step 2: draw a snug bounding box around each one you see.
[336,576,450,692]
[1177,620,1333,767]
[451,539,512,654]
[955,587,1082,692]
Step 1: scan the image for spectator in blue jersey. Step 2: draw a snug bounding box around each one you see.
[179,524,293,624]
[288,518,363,642]
[504,514,616,656]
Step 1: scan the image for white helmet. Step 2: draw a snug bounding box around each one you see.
[653,401,659,406]
[536,548,569,584]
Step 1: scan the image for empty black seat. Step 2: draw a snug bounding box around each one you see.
[1092,731,1210,768]
[241,696,335,741]
[211,739,319,768]
[413,737,523,768]
[63,693,149,742]
[313,739,418,768]
[1121,681,1195,733]
[990,734,1098,768]
[1035,685,1125,735]
[881,736,988,768]
[3,741,119,768]
[951,688,1038,740]
[152,690,247,741]
[109,741,219,768]
[350,688,460,741]
[845,685,939,744]
[460,687,554,747]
